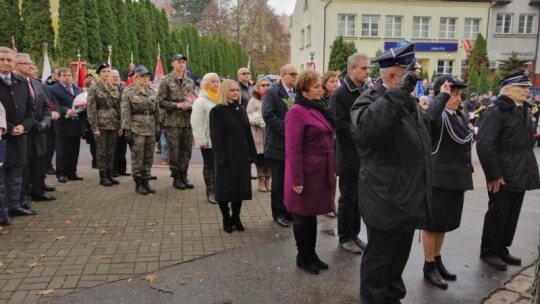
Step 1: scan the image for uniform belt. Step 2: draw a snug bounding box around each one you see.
[132,111,153,116]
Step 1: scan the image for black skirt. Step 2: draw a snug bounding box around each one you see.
[427,188,465,233]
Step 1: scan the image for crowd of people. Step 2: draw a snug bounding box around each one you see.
[1,43,539,303]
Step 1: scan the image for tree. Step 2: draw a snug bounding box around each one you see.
[84,0,103,65]
[96,0,118,65]
[478,66,489,94]
[21,0,55,67]
[0,0,23,48]
[328,36,357,74]
[171,0,212,26]
[134,0,154,69]
[490,73,501,96]
[467,70,479,95]
[57,0,88,65]
[465,33,489,86]
[111,0,132,70]
[431,70,437,83]
[125,0,140,65]
[498,52,529,79]
[369,49,382,78]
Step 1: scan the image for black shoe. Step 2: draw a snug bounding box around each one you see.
[180,171,194,189]
[311,253,329,270]
[231,216,245,231]
[32,194,56,201]
[9,207,37,216]
[107,172,120,185]
[0,211,11,226]
[119,172,131,176]
[67,175,83,181]
[21,200,32,210]
[275,217,290,228]
[46,167,56,175]
[296,253,319,274]
[173,171,186,190]
[142,177,156,194]
[57,176,67,183]
[134,178,149,195]
[480,255,507,270]
[150,176,157,180]
[353,236,367,250]
[43,184,56,192]
[499,253,521,266]
[223,217,233,233]
[99,170,113,187]
[423,261,448,289]
[435,255,456,281]
[111,171,120,178]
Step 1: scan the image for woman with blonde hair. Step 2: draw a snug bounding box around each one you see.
[209,80,257,233]
[191,73,220,204]
[246,77,272,192]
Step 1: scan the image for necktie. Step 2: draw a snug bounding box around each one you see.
[288,89,295,98]
[3,76,11,87]
[66,84,74,95]
[28,81,35,99]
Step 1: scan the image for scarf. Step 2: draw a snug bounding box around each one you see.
[205,88,218,102]
[294,95,336,128]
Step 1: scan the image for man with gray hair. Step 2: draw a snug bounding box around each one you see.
[328,53,370,253]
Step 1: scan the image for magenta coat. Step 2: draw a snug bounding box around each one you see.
[284,104,336,216]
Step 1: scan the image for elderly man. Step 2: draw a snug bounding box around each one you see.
[237,67,253,110]
[477,70,540,270]
[351,43,432,303]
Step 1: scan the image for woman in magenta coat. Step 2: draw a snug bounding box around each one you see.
[284,70,336,275]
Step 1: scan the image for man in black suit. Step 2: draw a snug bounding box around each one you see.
[49,68,84,183]
[0,47,37,224]
[262,64,297,227]
[14,54,56,202]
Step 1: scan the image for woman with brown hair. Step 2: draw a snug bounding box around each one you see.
[246,77,272,192]
[321,71,340,109]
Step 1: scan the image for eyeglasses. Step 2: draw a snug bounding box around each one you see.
[241,72,250,75]
[285,72,298,77]
[260,84,270,87]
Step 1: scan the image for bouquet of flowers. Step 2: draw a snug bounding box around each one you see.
[73,91,88,114]
[184,91,198,108]
[250,112,266,129]
[283,97,295,109]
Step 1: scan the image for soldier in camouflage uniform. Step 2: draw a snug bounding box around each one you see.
[87,63,121,187]
[121,66,159,195]
[157,54,196,190]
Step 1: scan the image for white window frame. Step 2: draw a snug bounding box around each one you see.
[385,16,402,37]
[338,14,356,36]
[496,14,512,34]
[518,14,534,34]
[413,17,430,38]
[300,29,305,49]
[439,17,457,39]
[464,18,481,39]
[361,15,380,37]
[437,60,453,75]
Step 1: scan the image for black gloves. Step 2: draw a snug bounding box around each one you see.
[124,130,133,145]
[398,59,421,93]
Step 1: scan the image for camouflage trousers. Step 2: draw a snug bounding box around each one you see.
[96,129,118,171]
[131,134,155,178]
[165,127,193,171]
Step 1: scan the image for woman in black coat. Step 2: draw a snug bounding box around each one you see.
[209,79,257,233]
[423,75,474,289]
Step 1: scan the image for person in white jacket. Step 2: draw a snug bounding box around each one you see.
[190,73,220,204]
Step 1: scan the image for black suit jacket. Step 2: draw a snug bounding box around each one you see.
[0,73,35,167]
[27,78,52,156]
[49,83,84,138]
[262,84,290,160]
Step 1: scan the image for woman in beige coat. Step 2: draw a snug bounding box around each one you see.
[246,77,272,192]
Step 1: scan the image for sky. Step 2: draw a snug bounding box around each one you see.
[268,0,297,15]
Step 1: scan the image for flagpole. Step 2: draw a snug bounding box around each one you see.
[41,43,51,84]
[74,49,81,87]
[108,45,112,68]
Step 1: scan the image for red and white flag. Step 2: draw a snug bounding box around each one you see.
[461,39,472,54]
[153,56,164,84]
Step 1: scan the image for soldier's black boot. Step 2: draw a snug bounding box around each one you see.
[107,169,120,185]
[202,168,217,204]
[231,201,244,231]
[99,170,113,187]
[180,171,194,189]
[0,208,11,226]
[142,176,156,194]
[134,177,149,195]
[172,170,186,190]
[218,202,233,233]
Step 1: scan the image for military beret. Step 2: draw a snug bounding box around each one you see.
[499,70,532,87]
[171,54,188,62]
[96,62,110,74]
[372,43,416,68]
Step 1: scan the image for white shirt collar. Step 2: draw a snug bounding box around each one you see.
[282,84,293,95]
[0,73,11,80]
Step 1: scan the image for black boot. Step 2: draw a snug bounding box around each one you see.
[435,255,456,281]
[231,201,244,231]
[423,261,448,289]
[172,170,186,190]
[107,169,120,185]
[218,202,233,233]
[180,171,194,189]
[99,170,113,187]
[0,209,11,226]
[134,177,149,195]
[203,168,217,204]
[293,215,319,274]
[142,176,156,194]
[296,253,319,274]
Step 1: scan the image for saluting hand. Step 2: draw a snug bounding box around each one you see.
[487,178,505,193]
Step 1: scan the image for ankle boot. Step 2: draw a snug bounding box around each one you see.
[435,255,456,281]
[134,177,149,195]
[180,171,194,189]
[264,175,271,192]
[218,202,233,233]
[231,201,244,231]
[296,252,319,274]
[172,170,186,190]
[107,169,120,185]
[0,208,11,226]
[142,176,156,194]
[203,169,217,204]
[99,170,113,187]
[311,252,329,270]
[423,261,448,289]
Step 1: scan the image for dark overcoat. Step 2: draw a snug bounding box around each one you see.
[0,73,35,167]
[350,84,432,233]
[49,82,84,138]
[262,84,289,160]
[476,95,540,192]
[28,78,52,157]
[209,102,257,202]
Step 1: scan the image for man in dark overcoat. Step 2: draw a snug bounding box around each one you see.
[0,47,37,224]
[476,70,540,270]
[49,68,84,183]
[350,43,432,304]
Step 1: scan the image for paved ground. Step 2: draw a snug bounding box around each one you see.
[0,144,537,303]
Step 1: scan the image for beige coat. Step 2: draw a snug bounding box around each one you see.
[246,96,266,154]
[190,90,216,149]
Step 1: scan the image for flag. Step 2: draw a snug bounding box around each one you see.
[126,52,135,86]
[41,51,52,84]
[11,36,17,53]
[309,59,316,71]
[153,56,164,84]
[77,61,85,88]
[461,39,472,54]
[415,80,424,97]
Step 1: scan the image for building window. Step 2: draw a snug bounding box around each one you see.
[303,0,308,11]
[301,29,305,49]
[306,25,311,46]
[518,14,534,34]
[385,16,402,37]
[338,14,356,36]
[413,17,430,38]
[464,18,481,39]
[496,14,512,34]
[362,15,379,37]
[439,17,457,39]
[437,60,453,75]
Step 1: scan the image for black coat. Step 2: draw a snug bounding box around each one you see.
[428,93,474,191]
[476,95,540,192]
[0,73,35,167]
[49,82,84,138]
[262,84,290,160]
[351,84,432,233]
[210,102,257,202]
[27,78,52,157]
[329,76,366,175]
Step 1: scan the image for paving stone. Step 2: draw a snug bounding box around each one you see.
[484,290,521,304]
[505,275,534,295]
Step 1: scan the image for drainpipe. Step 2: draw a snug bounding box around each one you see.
[322,0,333,72]
[485,0,495,46]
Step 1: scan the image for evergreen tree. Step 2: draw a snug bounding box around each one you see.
[21,0,55,67]
[328,36,357,74]
[466,33,489,87]
[0,0,23,48]
[370,49,382,78]
[111,0,132,70]
[135,0,153,69]
[431,70,437,83]
[57,0,88,65]
[478,66,489,94]
[125,0,140,65]
[467,70,479,95]
[159,9,172,74]
[490,73,501,95]
[84,0,103,65]
[96,0,118,66]
[498,52,529,78]
[171,0,212,26]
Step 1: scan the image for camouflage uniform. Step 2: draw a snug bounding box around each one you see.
[121,85,158,180]
[87,82,121,185]
[157,73,196,189]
